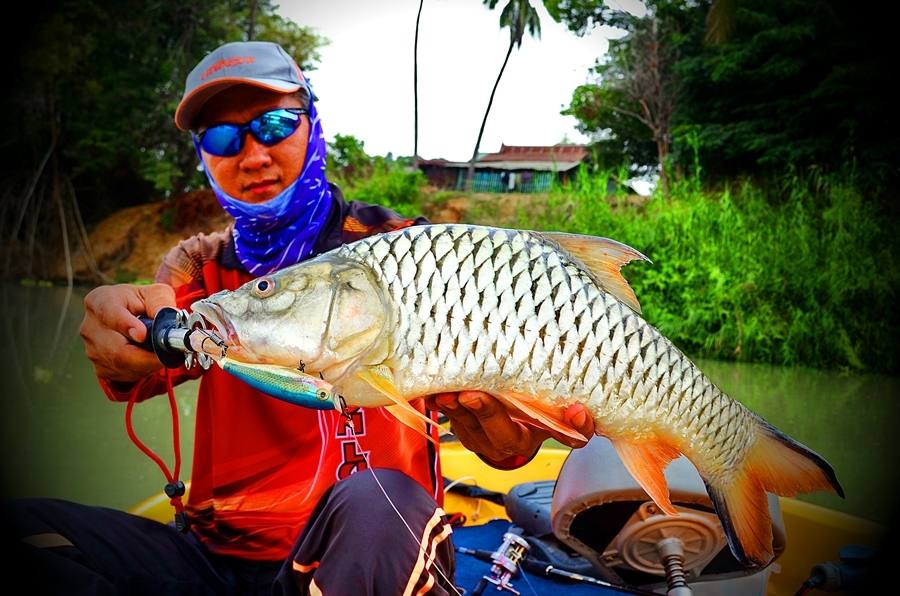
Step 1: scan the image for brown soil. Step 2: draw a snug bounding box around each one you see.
[58,189,232,283]
[63,189,647,283]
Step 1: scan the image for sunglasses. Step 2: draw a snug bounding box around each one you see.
[196,108,308,157]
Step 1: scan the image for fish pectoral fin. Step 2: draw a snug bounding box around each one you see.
[384,403,437,445]
[543,232,649,314]
[355,366,440,443]
[610,436,681,516]
[495,392,588,443]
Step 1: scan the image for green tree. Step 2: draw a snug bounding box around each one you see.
[565,8,686,198]
[3,0,327,280]
[465,0,542,191]
[327,134,373,183]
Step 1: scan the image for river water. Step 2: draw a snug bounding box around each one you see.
[1,283,897,525]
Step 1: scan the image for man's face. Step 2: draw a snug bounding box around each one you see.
[196,85,309,204]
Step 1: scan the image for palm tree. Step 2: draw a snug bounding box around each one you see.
[413,0,424,169]
[465,0,541,191]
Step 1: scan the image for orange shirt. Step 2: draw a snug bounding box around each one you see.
[100,195,441,561]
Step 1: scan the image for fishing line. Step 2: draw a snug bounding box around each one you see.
[345,412,463,596]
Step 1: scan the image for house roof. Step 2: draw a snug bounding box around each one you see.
[478,144,589,163]
[417,159,582,172]
[418,144,590,171]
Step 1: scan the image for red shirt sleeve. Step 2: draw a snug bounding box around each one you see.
[95,238,220,403]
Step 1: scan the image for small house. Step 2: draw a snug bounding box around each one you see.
[418,144,589,193]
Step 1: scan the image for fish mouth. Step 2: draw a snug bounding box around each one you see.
[190,301,241,352]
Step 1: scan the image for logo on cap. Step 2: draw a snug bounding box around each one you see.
[201,56,256,81]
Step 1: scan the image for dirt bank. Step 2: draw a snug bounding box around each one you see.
[63,188,645,283]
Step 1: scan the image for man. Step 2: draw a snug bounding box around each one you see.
[8,41,593,594]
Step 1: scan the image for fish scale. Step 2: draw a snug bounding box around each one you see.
[344,225,751,459]
[196,223,843,567]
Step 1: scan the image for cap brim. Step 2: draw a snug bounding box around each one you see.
[174,77,302,130]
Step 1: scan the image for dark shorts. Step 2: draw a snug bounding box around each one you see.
[2,469,456,596]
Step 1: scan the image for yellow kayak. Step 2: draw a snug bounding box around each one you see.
[131,442,884,595]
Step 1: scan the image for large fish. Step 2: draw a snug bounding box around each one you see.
[191,224,842,567]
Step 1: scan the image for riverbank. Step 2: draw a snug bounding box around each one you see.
[48,187,645,283]
[35,171,899,373]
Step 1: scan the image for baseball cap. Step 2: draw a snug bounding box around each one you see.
[175,41,308,130]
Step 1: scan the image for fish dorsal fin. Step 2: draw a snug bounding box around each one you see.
[609,436,681,516]
[543,232,650,314]
[356,365,439,444]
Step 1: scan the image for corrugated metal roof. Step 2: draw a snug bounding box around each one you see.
[418,159,582,172]
[478,144,589,163]
[474,160,582,171]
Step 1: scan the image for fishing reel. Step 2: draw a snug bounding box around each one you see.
[137,307,226,371]
[137,307,343,413]
[471,530,532,595]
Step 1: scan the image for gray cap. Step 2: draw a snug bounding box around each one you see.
[175,41,306,130]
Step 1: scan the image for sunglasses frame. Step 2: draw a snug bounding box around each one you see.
[195,107,309,157]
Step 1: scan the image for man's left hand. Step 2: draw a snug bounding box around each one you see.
[425,391,596,463]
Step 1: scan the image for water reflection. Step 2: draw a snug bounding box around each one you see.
[1,284,897,524]
[698,358,898,523]
[1,283,198,510]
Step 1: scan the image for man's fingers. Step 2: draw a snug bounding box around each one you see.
[549,404,596,448]
[457,392,530,456]
[138,284,177,318]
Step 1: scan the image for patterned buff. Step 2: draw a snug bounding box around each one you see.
[198,99,333,276]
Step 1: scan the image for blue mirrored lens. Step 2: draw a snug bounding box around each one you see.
[199,108,305,157]
[253,109,303,146]
[200,124,243,157]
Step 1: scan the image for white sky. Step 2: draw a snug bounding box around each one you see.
[279,0,646,162]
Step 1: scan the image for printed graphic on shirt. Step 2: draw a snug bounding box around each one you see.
[335,407,365,437]
[335,407,369,479]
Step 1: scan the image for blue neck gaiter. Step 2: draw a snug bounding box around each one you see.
[197,99,333,276]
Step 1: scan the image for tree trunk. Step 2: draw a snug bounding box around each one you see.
[656,134,670,200]
[466,39,514,192]
[247,0,257,41]
[413,0,424,170]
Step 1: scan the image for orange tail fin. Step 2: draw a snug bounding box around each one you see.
[705,417,843,567]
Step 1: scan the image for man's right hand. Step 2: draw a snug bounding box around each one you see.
[80,283,176,383]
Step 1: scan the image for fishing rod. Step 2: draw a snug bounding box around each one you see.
[456,541,661,595]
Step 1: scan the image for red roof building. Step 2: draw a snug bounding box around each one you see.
[418,144,590,192]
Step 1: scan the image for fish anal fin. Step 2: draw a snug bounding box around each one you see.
[543,232,649,313]
[495,392,587,443]
[610,436,680,516]
[355,366,439,444]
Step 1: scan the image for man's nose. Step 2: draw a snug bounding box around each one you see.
[239,135,273,170]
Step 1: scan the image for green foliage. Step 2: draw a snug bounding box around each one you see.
[542,0,630,34]
[523,169,899,373]
[487,0,542,47]
[559,0,898,196]
[327,134,373,183]
[341,162,427,218]
[328,134,426,218]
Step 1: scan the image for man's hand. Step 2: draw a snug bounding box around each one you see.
[425,391,595,463]
[80,283,176,383]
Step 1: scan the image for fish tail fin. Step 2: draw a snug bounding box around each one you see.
[705,419,843,568]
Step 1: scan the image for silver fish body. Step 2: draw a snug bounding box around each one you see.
[193,223,842,567]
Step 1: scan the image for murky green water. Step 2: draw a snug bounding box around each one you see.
[2,284,897,524]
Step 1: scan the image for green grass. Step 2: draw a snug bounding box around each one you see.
[337,162,897,373]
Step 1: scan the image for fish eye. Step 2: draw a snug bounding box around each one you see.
[253,277,276,297]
